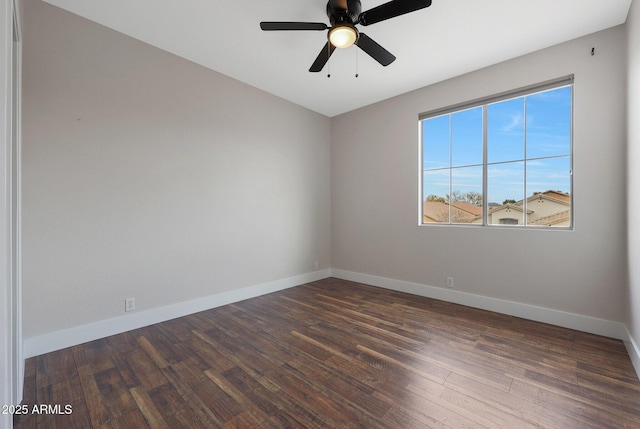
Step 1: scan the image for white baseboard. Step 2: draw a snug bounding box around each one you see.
[330,269,628,340]
[624,327,640,378]
[24,269,332,358]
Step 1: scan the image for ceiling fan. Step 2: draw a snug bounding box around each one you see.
[260,0,433,72]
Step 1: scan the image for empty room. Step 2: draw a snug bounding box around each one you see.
[3,0,640,427]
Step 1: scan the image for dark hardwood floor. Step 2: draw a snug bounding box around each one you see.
[14,278,640,428]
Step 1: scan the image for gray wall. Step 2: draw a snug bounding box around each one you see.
[331,25,628,322]
[22,1,331,337]
[628,0,640,354]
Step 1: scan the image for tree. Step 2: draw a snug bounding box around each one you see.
[503,199,516,205]
[446,191,482,206]
[463,191,483,206]
[426,194,446,203]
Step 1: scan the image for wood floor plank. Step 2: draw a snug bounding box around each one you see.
[516,368,640,422]
[204,369,271,425]
[510,378,640,429]
[379,386,485,429]
[356,344,451,385]
[95,409,150,429]
[15,278,640,429]
[284,356,391,424]
[381,407,435,429]
[93,367,139,421]
[265,365,364,429]
[35,348,77,389]
[445,372,599,429]
[412,385,503,429]
[156,316,200,343]
[131,326,188,365]
[219,366,282,414]
[291,330,355,362]
[129,386,170,429]
[103,331,139,355]
[159,363,226,427]
[34,375,92,429]
[178,336,236,374]
[147,382,206,428]
[112,347,168,390]
[437,386,543,429]
[76,364,111,427]
[72,338,116,373]
[138,336,170,369]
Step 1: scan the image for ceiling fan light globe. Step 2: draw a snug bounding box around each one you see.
[329,26,357,49]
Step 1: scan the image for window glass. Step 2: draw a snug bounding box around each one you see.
[452,107,483,167]
[525,157,571,227]
[422,115,449,170]
[451,166,483,224]
[423,170,450,208]
[526,87,572,159]
[488,98,525,164]
[487,161,525,215]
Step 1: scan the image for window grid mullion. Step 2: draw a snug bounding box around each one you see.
[523,96,528,226]
[449,114,453,224]
[482,105,488,226]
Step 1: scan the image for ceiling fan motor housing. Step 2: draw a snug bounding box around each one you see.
[327,0,361,25]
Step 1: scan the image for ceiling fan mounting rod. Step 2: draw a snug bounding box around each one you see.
[327,0,362,25]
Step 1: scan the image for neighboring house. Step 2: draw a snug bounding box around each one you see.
[488,190,571,226]
[423,190,571,227]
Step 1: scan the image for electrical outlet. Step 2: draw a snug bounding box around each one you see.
[446,277,454,288]
[314,261,319,270]
[125,297,135,312]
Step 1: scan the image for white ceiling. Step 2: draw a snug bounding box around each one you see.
[42,0,632,117]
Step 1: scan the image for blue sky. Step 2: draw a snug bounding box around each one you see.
[422,86,571,204]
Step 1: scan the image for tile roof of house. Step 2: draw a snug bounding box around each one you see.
[518,190,571,206]
[451,201,483,216]
[422,201,481,223]
[527,209,571,226]
[541,190,571,203]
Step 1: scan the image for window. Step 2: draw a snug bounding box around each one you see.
[500,218,519,225]
[420,76,573,229]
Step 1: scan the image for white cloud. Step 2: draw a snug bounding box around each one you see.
[503,112,523,132]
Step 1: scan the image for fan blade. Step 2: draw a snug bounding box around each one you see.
[309,42,337,72]
[260,22,328,31]
[358,0,432,26]
[357,33,396,66]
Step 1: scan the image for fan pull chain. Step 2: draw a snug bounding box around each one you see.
[355,43,359,78]
[327,43,331,78]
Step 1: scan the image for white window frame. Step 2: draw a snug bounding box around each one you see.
[418,75,574,229]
